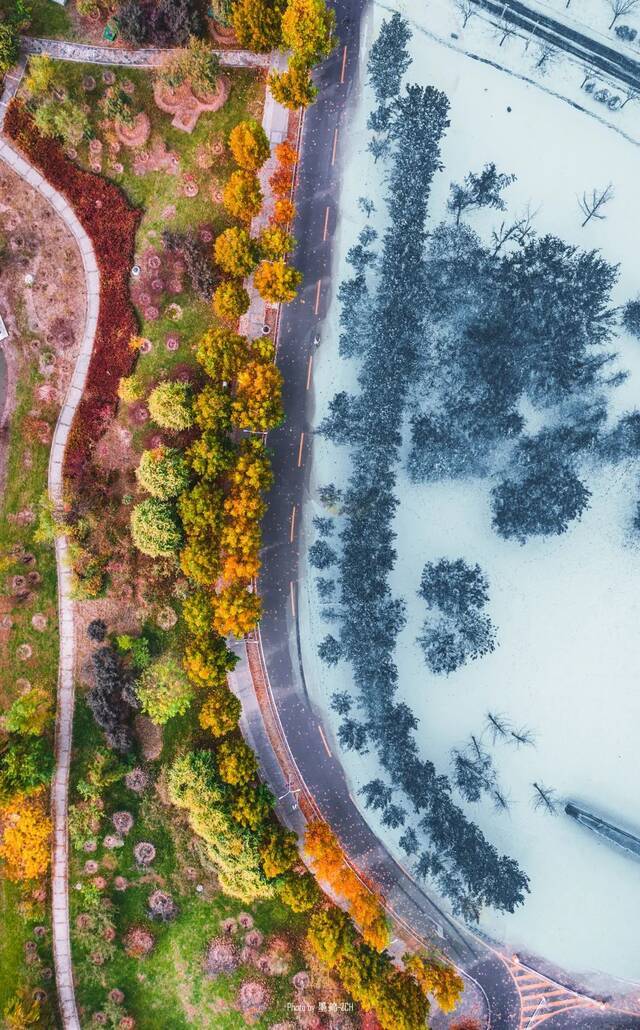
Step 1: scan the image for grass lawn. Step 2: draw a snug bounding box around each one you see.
[69,704,309,1029]
[0,0,74,39]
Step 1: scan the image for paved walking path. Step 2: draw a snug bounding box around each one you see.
[22,35,270,68]
[1,63,96,1030]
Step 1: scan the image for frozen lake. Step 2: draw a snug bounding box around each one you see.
[300,0,640,985]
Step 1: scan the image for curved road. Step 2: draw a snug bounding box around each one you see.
[256,2,640,1028]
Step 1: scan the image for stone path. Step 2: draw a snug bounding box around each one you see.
[1,62,97,1030]
[22,35,270,68]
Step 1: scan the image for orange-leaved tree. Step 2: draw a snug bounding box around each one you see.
[212,584,262,637]
[254,259,302,303]
[0,790,51,882]
[214,226,259,277]
[232,360,284,431]
[229,118,271,171]
[213,279,251,322]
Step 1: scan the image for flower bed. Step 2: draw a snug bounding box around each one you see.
[4,100,141,484]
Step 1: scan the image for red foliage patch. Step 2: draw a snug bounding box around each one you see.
[4,101,142,483]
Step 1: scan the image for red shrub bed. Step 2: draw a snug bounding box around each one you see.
[4,101,141,481]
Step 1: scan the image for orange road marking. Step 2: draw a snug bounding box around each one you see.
[297,431,305,467]
[290,581,296,617]
[314,278,322,315]
[289,504,297,543]
[318,724,333,757]
[331,127,339,165]
[322,205,330,240]
[340,45,348,84]
[306,353,313,390]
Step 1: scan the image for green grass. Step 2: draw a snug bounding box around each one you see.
[0,880,29,1011]
[0,0,74,39]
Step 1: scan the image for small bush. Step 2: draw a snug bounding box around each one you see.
[130,498,183,557]
[148,381,194,431]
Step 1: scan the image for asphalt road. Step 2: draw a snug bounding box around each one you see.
[474,0,640,91]
[256,1,640,1027]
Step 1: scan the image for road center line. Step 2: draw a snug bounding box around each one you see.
[314,278,322,315]
[331,127,339,165]
[289,504,297,543]
[318,724,333,758]
[306,352,313,390]
[322,205,330,241]
[340,44,348,84]
[297,431,305,467]
[290,581,296,617]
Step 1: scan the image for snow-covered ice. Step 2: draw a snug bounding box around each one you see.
[299,0,640,984]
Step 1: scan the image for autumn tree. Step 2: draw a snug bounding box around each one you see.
[137,445,190,499]
[137,655,194,723]
[118,373,144,403]
[214,226,259,277]
[186,430,236,481]
[275,140,299,167]
[307,906,353,968]
[223,169,263,221]
[212,584,262,636]
[232,0,285,53]
[269,58,318,109]
[195,326,251,381]
[277,870,321,911]
[232,360,285,431]
[229,118,271,170]
[281,0,335,63]
[272,198,296,226]
[131,498,183,557]
[193,384,233,433]
[404,952,464,1014]
[178,481,224,584]
[199,686,242,737]
[254,259,302,303]
[230,782,274,830]
[0,790,51,882]
[216,737,258,785]
[257,227,296,264]
[259,826,299,878]
[213,279,251,322]
[4,687,52,736]
[148,380,194,431]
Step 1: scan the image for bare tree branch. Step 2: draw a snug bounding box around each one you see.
[608,0,639,30]
[455,0,476,27]
[532,781,558,814]
[578,183,614,227]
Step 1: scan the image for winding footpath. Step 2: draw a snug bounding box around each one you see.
[1,63,95,1030]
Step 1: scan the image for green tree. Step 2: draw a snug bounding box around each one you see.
[214,226,259,277]
[213,279,251,322]
[0,737,54,803]
[216,737,258,785]
[259,826,299,878]
[148,380,194,431]
[136,446,190,499]
[160,36,220,95]
[307,906,353,968]
[0,24,19,76]
[137,655,194,724]
[193,384,233,432]
[130,498,183,558]
[24,55,56,97]
[268,58,318,109]
[229,118,270,171]
[277,870,321,912]
[4,688,52,736]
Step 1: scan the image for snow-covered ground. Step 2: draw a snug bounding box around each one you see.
[299,0,640,985]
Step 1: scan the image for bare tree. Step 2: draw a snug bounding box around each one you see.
[492,787,511,812]
[621,86,640,108]
[486,711,511,742]
[532,782,558,814]
[496,20,517,46]
[491,208,536,255]
[607,0,640,30]
[510,725,535,747]
[578,183,614,227]
[580,67,593,88]
[455,0,476,27]
[535,42,555,71]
